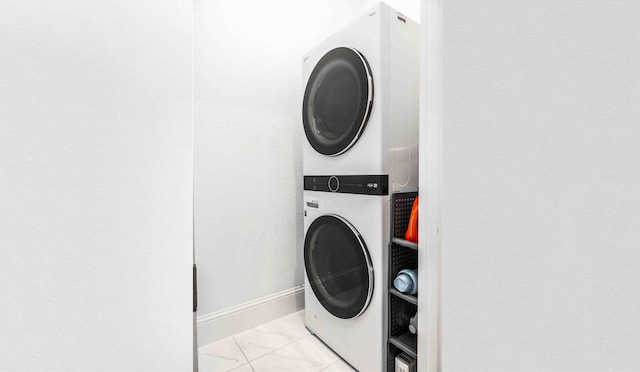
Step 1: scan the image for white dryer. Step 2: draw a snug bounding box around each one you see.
[302,2,419,195]
[303,191,389,371]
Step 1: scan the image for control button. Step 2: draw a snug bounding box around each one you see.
[328,176,339,192]
[367,183,378,188]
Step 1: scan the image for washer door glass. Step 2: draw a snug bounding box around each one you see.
[302,47,373,156]
[304,214,373,319]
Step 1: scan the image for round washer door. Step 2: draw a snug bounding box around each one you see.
[304,214,374,319]
[302,47,373,156]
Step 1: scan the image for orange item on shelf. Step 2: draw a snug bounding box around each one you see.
[404,196,419,242]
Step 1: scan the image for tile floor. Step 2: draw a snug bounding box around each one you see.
[198,311,356,372]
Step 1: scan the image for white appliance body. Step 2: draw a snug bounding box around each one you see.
[301,3,419,194]
[303,191,390,371]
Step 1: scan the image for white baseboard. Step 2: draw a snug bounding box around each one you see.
[196,285,304,346]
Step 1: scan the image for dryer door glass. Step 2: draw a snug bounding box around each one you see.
[304,214,373,319]
[303,47,373,156]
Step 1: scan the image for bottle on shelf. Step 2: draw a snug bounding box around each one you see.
[408,313,418,334]
[393,268,417,295]
[395,352,417,372]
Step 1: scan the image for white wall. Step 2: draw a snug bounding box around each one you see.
[0,1,193,369]
[194,0,421,326]
[442,0,640,369]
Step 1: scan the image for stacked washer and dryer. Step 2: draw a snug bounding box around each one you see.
[301,3,419,371]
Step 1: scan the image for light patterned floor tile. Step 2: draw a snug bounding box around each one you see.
[198,355,223,372]
[320,359,356,371]
[250,335,340,372]
[229,363,254,372]
[234,310,310,361]
[198,336,248,371]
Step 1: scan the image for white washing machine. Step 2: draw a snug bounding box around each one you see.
[302,2,419,195]
[303,191,390,371]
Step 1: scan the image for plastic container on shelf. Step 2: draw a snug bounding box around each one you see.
[393,269,417,295]
[404,196,419,242]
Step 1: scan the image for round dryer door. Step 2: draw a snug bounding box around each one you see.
[304,214,374,319]
[302,47,373,156]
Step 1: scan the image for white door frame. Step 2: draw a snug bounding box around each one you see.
[419,0,443,370]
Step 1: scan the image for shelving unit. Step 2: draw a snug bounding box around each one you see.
[387,192,419,372]
[390,237,418,250]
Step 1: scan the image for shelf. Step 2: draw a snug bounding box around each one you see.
[391,237,418,250]
[389,288,418,305]
[389,332,417,359]
[388,192,419,372]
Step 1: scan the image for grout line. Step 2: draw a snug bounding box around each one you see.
[229,311,339,371]
[232,336,251,367]
[227,362,255,372]
[278,332,314,350]
[248,347,278,365]
[232,318,313,363]
[242,334,316,368]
